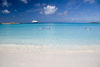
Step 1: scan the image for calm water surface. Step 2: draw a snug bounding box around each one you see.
[0,23,100,47]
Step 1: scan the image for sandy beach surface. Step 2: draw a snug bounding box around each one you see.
[0,45,100,67]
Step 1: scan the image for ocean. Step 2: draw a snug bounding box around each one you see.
[0,23,100,47]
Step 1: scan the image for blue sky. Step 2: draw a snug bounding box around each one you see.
[0,0,100,23]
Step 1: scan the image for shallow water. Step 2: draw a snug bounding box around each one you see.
[0,23,100,47]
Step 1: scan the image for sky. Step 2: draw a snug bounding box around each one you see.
[0,0,100,23]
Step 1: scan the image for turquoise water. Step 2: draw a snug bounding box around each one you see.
[0,23,100,46]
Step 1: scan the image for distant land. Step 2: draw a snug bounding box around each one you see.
[0,22,100,24]
[89,22,100,23]
[0,22,38,24]
[0,22,19,24]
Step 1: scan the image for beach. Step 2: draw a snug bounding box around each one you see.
[0,0,100,66]
[0,45,100,67]
[0,24,100,67]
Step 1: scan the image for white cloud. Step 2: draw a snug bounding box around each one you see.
[21,0,28,4]
[2,9,10,14]
[43,5,58,15]
[58,11,68,16]
[2,0,9,7]
[84,0,95,4]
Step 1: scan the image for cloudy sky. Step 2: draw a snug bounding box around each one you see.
[0,0,100,23]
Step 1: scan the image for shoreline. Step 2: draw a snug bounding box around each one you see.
[0,44,100,53]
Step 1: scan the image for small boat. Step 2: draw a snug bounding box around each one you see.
[32,20,38,23]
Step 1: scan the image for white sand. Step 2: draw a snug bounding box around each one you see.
[0,45,100,67]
